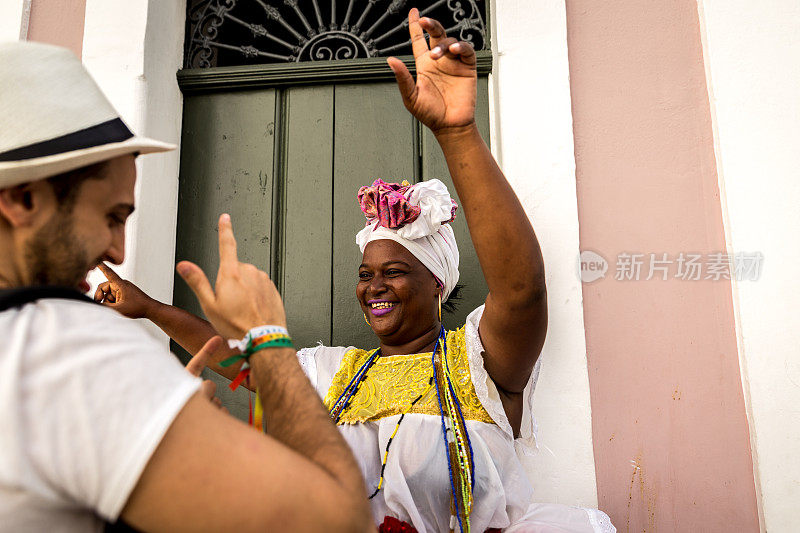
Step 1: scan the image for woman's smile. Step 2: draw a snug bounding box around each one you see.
[368,300,397,316]
[356,240,443,352]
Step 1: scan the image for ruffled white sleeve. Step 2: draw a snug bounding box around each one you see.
[296,345,351,398]
[464,305,542,457]
[296,347,319,388]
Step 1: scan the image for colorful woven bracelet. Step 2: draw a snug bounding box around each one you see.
[218,327,292,433]
[220,333,293,369]
[245,325,289,339]
[227,325,289,351]
[224,335,293,394]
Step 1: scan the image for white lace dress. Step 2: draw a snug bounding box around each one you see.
[297,306,614,533]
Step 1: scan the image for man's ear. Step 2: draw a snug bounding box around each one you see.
[0,180,54,227]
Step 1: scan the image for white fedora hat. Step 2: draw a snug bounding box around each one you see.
[0,41,175,188]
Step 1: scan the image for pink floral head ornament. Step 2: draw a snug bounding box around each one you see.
[355,178,460,300]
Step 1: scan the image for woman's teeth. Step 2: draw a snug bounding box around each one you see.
[371,302,395,309]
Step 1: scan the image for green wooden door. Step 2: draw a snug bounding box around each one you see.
[174,79,491,419]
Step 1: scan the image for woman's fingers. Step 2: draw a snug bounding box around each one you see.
[411,12,474,65]
[408,8,429,59]
[97,262,122,283]
[387,56,417,109]
[430,38,477,67]
[430,37,458,59]
[419,16,447,49]
[186,335,223,377]
[96,264,121,305]
[93,281,117,304]
[450,40,476,66]
[94,282,109,302]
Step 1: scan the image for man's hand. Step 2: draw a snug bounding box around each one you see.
[387,8,477,135]
[121,217,371,532]
[94,263,155,319]
[186,335,228,413]
[176,214,286,340]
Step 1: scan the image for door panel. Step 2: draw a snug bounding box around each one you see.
[330,82,417,349]
[174,89,278,309]
[282,86,335,351]
[173,89,277,418]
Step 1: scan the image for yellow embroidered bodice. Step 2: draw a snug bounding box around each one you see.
[323,326,495,425]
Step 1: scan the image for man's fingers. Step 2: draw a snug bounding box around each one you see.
[177,261,215,307]
[419,16,447,49]
[97,262,122,282]
[387,57,417,109]
[217,214,239,272]
[408,7,429,59]
[186,336,223,376]
[200,379,217,399]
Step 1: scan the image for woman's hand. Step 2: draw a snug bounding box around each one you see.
[94,263,156,319]
[387,8,477,135]
[176,214,287,340]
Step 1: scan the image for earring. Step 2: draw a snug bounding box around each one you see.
[364,313,371,326]
[438,292,442,323]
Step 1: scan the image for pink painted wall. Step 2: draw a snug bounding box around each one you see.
[26,0,87,58]
[565,1,760,531]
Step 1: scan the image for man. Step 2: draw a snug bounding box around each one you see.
[0,41,371,531]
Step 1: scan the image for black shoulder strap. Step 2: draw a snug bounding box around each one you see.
[0,286,97,312]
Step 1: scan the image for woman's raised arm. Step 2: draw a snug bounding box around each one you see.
[94,263,249,385]
[388,10,547,429]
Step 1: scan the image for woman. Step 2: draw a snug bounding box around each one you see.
[97,9,613,533]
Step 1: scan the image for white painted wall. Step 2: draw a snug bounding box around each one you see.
[491,0,599,507]
[699,1,800,530]
[82,0,186,343]
[0,0,29,41]
[135,0,186,312]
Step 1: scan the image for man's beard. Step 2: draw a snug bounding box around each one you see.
[25,210,95,289]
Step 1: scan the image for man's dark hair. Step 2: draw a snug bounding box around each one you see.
[45,161,108,211]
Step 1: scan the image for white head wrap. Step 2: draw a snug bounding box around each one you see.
[355,179,460,300]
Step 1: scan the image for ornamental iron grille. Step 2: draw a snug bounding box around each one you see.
[185,0,488,68]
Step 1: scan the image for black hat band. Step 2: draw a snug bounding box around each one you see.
[0,118,134,162]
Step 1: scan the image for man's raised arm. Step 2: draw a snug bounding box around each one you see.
[120,214,372,532]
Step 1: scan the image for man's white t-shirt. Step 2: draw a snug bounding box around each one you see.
[0,296,201,531]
